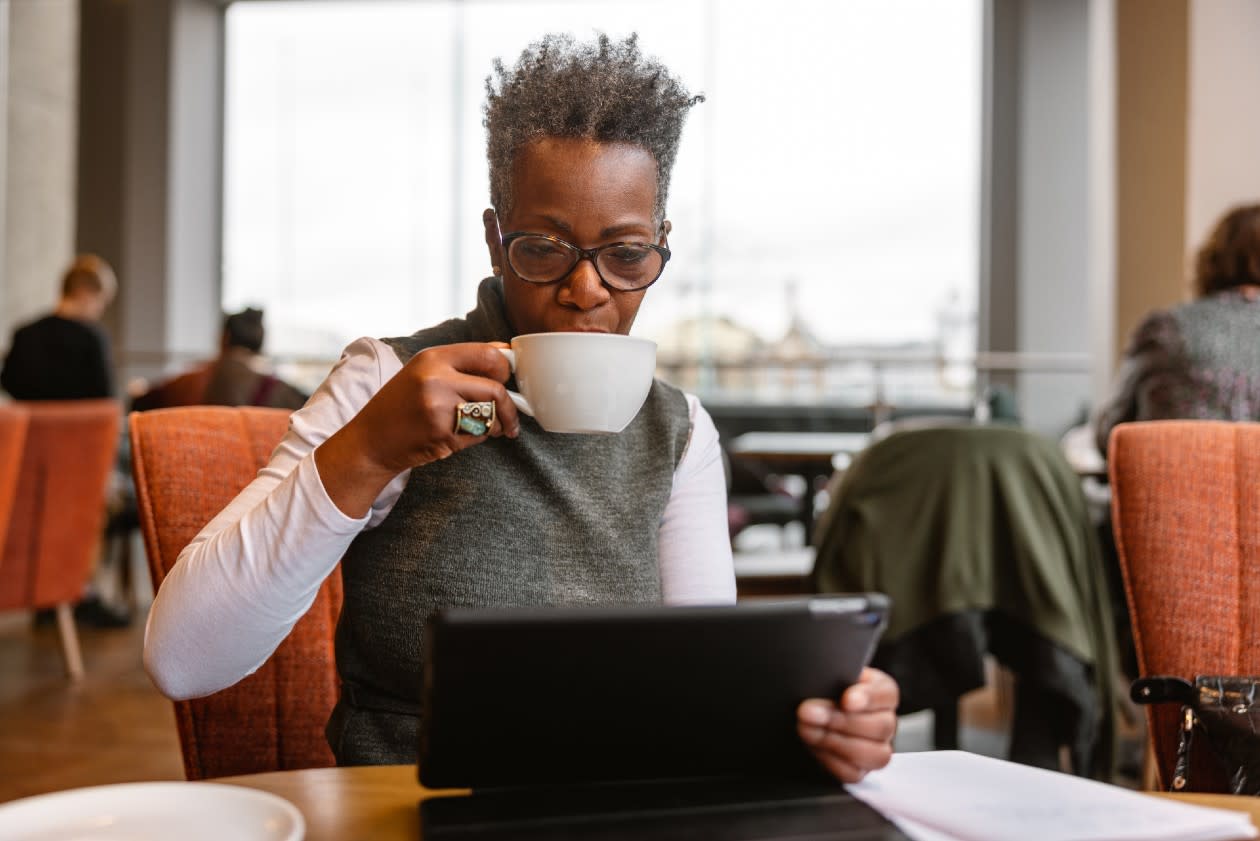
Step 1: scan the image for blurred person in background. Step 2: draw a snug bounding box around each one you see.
[131,308,308,413]
[203,307,308,410]
[1,254,116,400]
[1,254,130,628]
[1093,201,1260,688]
[1096,202,1260,450]
[131,307,307,411]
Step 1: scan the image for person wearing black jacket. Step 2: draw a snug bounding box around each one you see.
[2,254,117,400]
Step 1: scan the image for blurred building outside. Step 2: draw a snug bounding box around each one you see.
[653,282,977,413]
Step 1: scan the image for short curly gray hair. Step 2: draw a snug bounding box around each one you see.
[484,32,703,224]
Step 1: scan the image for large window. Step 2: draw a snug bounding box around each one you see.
[224,0,981,404]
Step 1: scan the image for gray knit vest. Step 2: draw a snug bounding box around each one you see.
[326,277,692,765]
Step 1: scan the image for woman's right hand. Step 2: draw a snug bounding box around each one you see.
[314,342,520,518]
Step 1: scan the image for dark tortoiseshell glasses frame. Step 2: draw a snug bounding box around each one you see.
[500,231,671,292]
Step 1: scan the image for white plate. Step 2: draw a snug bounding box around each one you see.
[0,782,305,841]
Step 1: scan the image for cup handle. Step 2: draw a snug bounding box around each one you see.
[495,347,534,417]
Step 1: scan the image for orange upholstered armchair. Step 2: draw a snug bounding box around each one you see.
[1109,420,1260,792]
[130,363,213,411]
[0,400,121,679]
[130,406,343,780]
[0,405,29,563]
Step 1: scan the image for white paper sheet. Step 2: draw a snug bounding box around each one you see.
[891,814,967,841]
[848,751,1257,841]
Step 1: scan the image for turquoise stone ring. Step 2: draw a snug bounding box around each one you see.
[454,401,495,436]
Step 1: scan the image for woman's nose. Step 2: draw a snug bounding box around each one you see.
[557,257,611,310]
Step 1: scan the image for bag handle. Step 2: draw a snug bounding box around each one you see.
[1132,676,1197,706]
[1132,676,1198,792]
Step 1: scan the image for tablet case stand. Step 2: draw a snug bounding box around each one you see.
[417,596,908,839]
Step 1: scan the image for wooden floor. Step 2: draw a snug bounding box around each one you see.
[0,612,183,803]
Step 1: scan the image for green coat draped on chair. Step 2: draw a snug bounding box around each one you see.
[813,424,1119,778]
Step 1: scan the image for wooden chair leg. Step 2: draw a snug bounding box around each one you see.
[117,530,136,612]
[993,660,1015,725]
[54,602,84,680]
[1142,741,1160,791]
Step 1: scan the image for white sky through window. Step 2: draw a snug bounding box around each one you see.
[224,0,981,379]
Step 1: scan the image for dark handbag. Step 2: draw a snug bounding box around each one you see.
[1132,675,1260,795]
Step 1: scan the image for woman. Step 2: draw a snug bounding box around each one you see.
[144,33,897,781]
[1096,202,1260,452]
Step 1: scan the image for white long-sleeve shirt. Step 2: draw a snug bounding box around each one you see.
[143,336,736,700]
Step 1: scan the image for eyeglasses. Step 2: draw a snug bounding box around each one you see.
[501,232,671,292]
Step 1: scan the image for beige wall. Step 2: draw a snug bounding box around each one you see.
[1114,0,1188,365]
[1111,0,1260,368]
[1185,0,1260,251]
[1,0,79,349]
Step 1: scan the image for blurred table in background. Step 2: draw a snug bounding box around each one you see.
[1060,424,1108,479]
[728,432,871,463]
[732,547,814,598]
[728,432,870,540]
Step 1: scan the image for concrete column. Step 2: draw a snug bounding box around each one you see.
[1014,0,1097,436]
[978,0,1020,373]
[165,0,224,370]
[77,0,223,385]
[983,0,1106,436]
[1,0,79,349]
[1087,0,1116,406]
[76,0,129,343]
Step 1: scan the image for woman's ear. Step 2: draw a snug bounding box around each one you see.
[483,208,503,275]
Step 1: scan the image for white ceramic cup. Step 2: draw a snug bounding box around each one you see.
[495,332,657,434]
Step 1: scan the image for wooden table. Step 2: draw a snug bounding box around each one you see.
[219,765,459,841]
[1154,791,1260,821]
[217,764,1260,840]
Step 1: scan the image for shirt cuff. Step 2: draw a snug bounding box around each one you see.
[294,450,372,534]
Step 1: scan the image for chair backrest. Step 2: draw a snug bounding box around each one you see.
[1109,420,1260,791]
[130,363,213,411]
[130,406,343,779]
[0,400,120,610]
[0,405,30,558]
[815,425,1111,648]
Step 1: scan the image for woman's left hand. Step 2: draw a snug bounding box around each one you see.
[796,667,899,783]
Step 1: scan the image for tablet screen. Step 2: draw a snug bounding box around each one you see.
[418,594,888,789]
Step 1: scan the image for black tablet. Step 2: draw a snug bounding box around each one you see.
[418,594,889,790]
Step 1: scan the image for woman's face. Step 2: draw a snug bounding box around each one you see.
[484,137,666,336]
